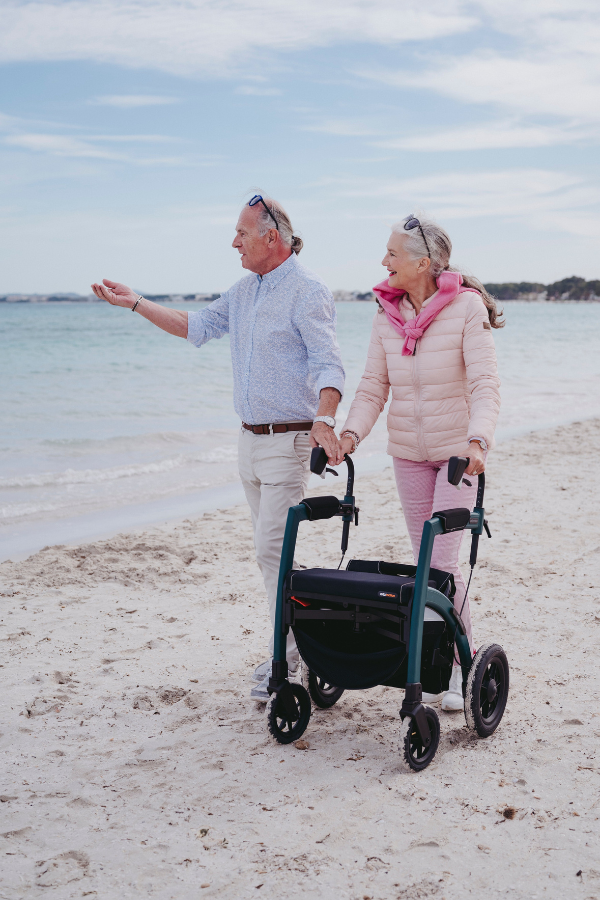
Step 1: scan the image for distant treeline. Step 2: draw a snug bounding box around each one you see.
[484,276,600,301]
[3,278,600,304]
[0,292,222,304]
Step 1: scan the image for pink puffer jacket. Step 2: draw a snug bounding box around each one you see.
[343,290,501,461]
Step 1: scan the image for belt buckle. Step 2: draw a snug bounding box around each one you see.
[267,424,273,435]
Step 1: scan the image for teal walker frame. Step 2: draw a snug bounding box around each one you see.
[265,451,509,771]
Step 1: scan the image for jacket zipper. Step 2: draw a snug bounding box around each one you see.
[411,341,429,459]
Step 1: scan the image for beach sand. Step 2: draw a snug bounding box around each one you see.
[1,419,599,899]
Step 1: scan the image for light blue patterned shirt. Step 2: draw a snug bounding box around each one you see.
[187,253,345,425]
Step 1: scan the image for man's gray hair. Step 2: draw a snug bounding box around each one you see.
[255,198,303,254]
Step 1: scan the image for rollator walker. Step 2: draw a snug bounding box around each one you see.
[265,449,509,771]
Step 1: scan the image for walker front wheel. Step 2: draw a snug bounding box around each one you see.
[267,683,311,744]
[465,643,509,737]
[399,707,440,772]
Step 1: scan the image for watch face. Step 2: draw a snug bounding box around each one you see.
[317,416,335,427]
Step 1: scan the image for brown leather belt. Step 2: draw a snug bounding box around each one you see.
[242,421,313,435]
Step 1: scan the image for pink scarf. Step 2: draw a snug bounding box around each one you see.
[373,270,477,356]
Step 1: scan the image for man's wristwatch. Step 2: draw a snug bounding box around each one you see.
[313,416,336,428]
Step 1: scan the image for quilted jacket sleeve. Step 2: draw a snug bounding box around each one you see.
[342,312,390,441]
[462,293,501,446]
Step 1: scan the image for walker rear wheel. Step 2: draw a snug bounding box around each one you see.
[267,683,311,744]
[399,707,440,772]
[465,642,509,737]
[302,666,344,709]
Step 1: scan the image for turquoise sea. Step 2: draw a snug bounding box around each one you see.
[2,300,600,559]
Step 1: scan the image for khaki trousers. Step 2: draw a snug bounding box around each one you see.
[238,427,312,666]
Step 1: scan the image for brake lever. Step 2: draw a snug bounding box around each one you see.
[484,519,492,539]
[326,467,338,477]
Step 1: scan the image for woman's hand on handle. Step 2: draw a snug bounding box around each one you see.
[338,434,355,461]
[465,441,485,476]
[91,279,138,308]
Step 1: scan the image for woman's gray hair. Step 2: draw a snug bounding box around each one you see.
[391,213,505,328]
[255,198,303,254]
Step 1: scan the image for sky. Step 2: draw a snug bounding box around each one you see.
[1,0,599,294]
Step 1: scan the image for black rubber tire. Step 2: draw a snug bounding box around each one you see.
[266,683,311,745]
[465,642,509,737]
[302,666,345,709]
[399,707,441,772]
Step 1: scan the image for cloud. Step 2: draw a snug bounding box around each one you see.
[0,0,476,76]
[332,168,600,233]
[374,121,595,152]
[302,118,380,137]
[301,110,596,152]
[4,133,120,159]
[3,131,189,165]
[361,52,600,123]
[93,95,181,107]
[235,86,282,96]
[353,4,600,130]
[0,107,195,164]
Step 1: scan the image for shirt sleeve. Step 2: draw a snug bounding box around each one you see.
[294,285,346,398]
[186,291,230,348]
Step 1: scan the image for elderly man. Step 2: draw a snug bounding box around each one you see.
[91,195,345,701]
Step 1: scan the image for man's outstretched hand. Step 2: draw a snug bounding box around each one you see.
[310,422,343,466]
[91,279,138,308]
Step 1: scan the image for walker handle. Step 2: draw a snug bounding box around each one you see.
[310,446,328,475]
[448,456,469,486]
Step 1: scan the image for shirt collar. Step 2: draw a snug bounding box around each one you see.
[256,252,297,289]
[399,288,439,320]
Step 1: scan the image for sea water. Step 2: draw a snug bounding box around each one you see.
[2,300,600,559]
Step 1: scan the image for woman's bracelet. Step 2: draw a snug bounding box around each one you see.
[340,430,360,454]
[131,295,144,312]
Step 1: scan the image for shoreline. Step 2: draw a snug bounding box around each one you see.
[3,298,600,305]
[3,409,600,564]
[1,417,600,898]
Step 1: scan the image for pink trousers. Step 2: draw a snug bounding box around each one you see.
[393,457,476,664]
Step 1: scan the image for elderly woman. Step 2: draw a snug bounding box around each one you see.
[339,214,502,710]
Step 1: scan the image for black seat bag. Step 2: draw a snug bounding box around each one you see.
[288,559,455,692]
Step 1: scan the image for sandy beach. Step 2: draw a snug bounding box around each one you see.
[1,418,600,900]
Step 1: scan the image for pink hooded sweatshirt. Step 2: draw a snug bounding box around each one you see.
[343,272,501,461]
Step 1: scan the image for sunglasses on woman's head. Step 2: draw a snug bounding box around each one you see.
[404,215,431,258]
[248,194,279,231]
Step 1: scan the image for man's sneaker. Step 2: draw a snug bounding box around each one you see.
[250,674,270,702]
[441,666,464,712]
[252,659,299,683]
[252,660,271,682]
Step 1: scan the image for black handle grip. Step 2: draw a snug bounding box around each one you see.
[470,533,480,567]
[341,519,350,554]
[476,471,485,507]
[448,456,469,486]
[310,446,328,475]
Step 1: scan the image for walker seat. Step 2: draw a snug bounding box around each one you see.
[288,563,455,692]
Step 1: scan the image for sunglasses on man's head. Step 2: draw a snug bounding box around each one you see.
[248,194,279,231]
[404,215,431,258]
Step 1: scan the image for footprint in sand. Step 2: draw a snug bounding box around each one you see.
[35,850,90,887]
